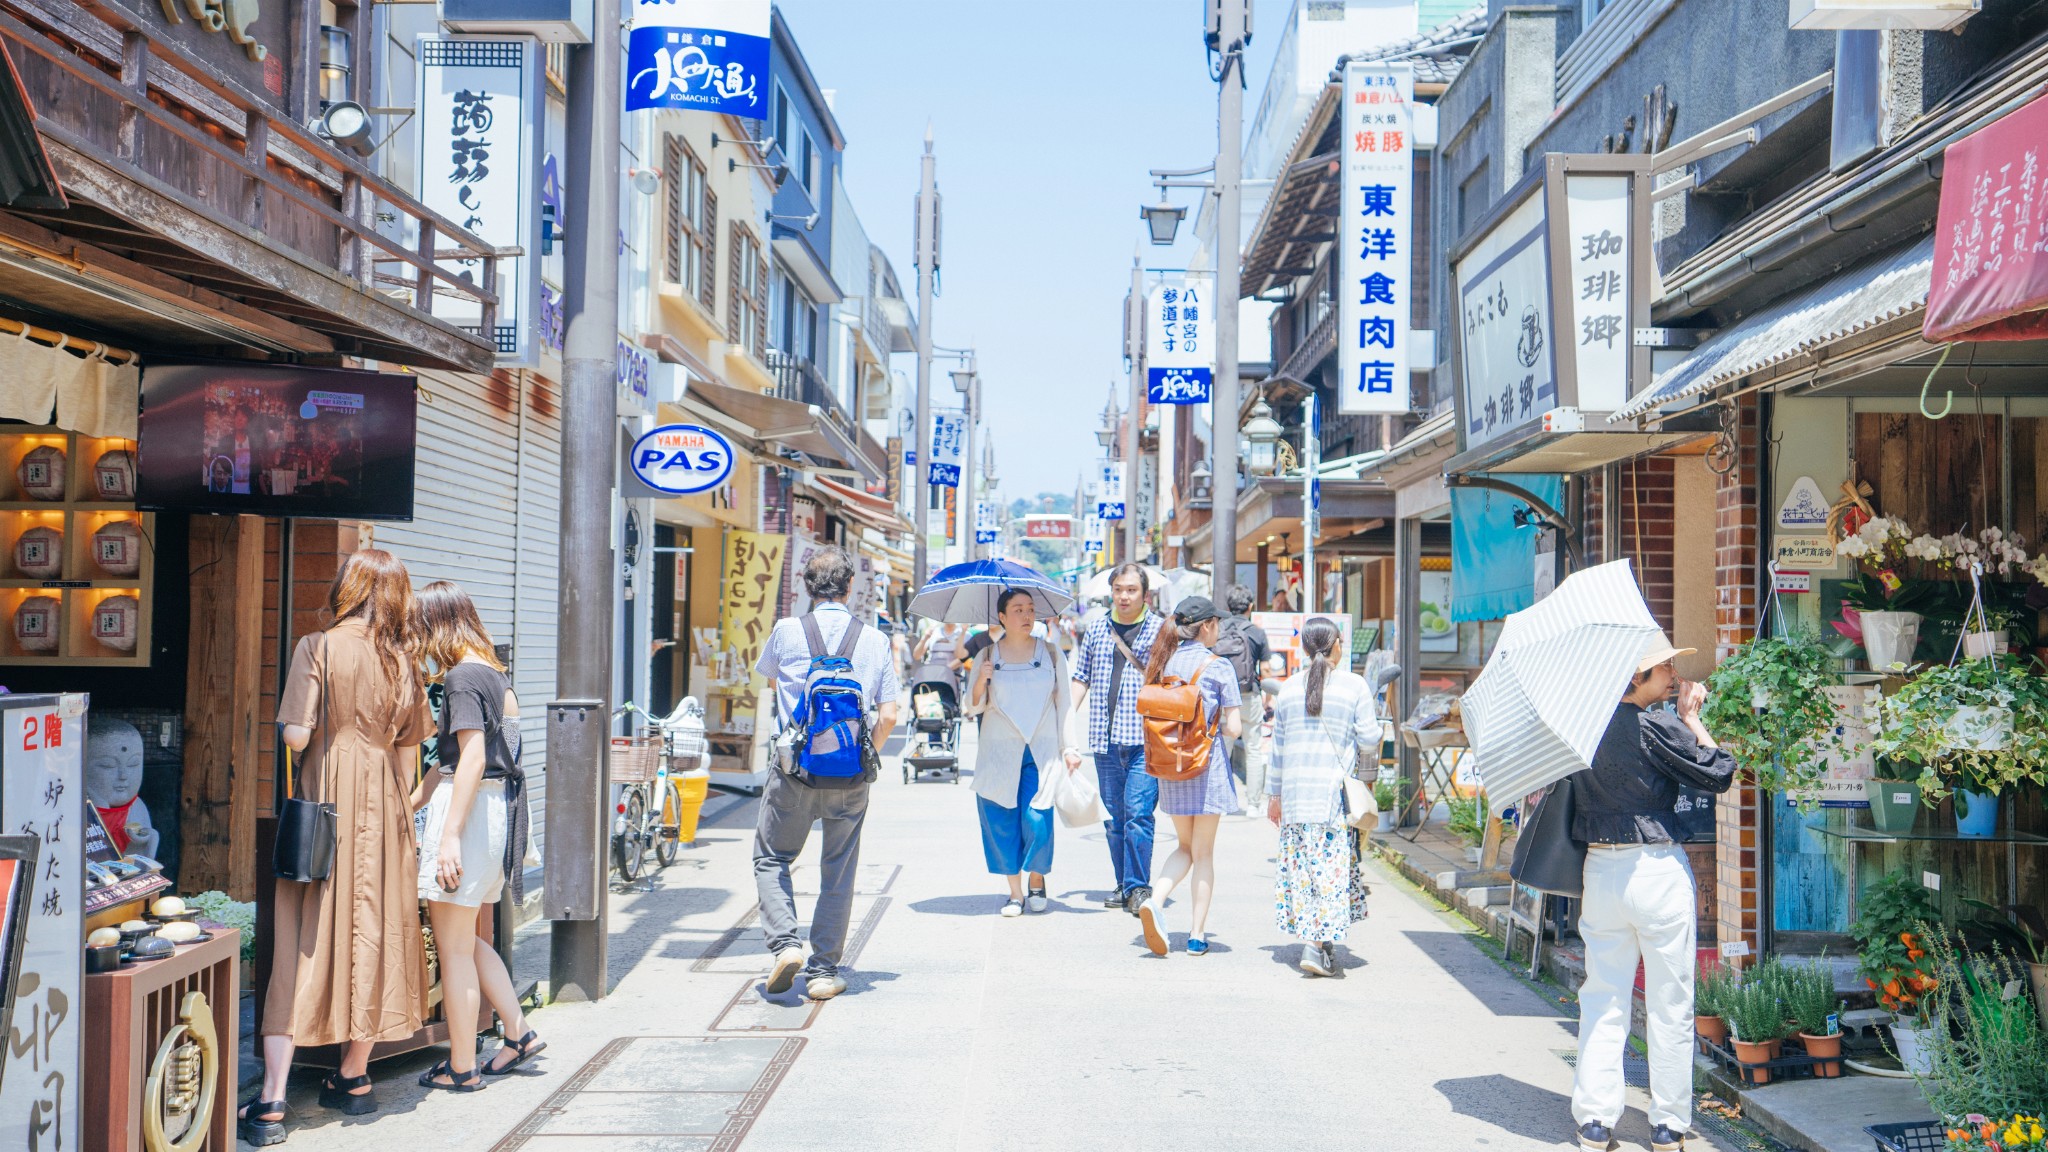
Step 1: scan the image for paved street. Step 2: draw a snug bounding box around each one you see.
[264,730,1736,1151]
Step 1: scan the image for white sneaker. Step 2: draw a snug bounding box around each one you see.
[765,947,806,994]
[805,973,847,1001]
[1299,944,1335,977]
[1138,899,1168,956]
[1000,899,1024,918]
[1026,893,1048,914]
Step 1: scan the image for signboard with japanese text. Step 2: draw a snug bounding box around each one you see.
[1096,460,1126,520]
[1135,455,1157,537]
[1083,514,1104,554]
[1448,154,1653,458]
[626,0,770,118]
[1145,277,1213,404]
[1251,614,1354,676]
[417,37,543,367]
[1023,515,1072,539]
[1339,61,1414,415]
[1924,94,2048,343]
[617,336,653,416]
[718,530,786,695]
[0,694,84,1152]
[974,501,999,545]
[1789,685,1880,809]
[1454,192,1552,449]
[928,411,965,488]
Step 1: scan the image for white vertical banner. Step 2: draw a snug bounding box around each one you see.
[1145,276,1213,404]
[974,500,999,545]
[1135,454,1157,537]
[928,410,965,487]
[1096,460,1127,520]
[1564,174,1632,413]
[417,36,543,367]
[1338,60,1413,415]
[1083,513,1105,554]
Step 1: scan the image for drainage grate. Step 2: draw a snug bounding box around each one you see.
[490,1035,803,1151]
[1556,1050,1791,1152]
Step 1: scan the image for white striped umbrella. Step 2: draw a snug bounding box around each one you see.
[1460,559,1664,817]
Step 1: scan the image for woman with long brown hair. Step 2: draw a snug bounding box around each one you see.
[240,549,435,1146]
[1134,597,1241,957]
[410,581,543,1091]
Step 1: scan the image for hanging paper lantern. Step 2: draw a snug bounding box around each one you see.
[18,445,66,500]
[14,526,63,579]
[15,595,58,652]
[92,594,140,652]
[92,520,142,577]
[93,449,136,501]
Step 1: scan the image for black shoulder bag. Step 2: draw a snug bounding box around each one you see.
[273,635,338,882]
[1508,776,1586,898]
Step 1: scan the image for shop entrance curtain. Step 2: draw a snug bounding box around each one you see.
[1450,473,1561,622]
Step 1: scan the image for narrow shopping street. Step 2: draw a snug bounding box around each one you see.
[261,728,1741,1152]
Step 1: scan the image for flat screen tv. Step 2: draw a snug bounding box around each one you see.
[136,363,418,520]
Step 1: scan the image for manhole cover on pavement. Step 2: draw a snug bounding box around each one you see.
[491,1035,803,1151]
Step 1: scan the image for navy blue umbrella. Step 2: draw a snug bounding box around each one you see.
[909,558,1076,624]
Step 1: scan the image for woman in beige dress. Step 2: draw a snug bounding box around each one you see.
[240,549,434,1146]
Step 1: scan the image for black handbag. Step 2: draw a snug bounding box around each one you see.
[273,637,337,882]
[1509,777,1586,898]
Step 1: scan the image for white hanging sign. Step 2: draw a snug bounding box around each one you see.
[416,36,543,367]
[1096,460,1126,520]
[1083,513,1104,554]
[1778,476,1832,532]
[928,410,965,487]
[1338,60,1414,416]
[1145,277,1213,404]
[1563,174,1632,413]
[974,501,999,545]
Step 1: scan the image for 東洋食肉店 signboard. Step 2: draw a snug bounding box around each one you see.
[1146,277,1213,405]
[417,36,544,367]
[1338,60,1414,416]
[1449,154,1654,456]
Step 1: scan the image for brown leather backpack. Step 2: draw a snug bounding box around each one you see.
[1136,657,1223,780]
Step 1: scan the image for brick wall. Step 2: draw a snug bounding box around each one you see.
[1581,458,1678,633]
[256,520,370,817]
[1713,397,1762,957]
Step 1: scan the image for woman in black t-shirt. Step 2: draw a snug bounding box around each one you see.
[410,582,545,1092]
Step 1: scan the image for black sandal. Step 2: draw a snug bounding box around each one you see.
[482,1029,547,1076]
[318,1071,378,1115]
[238,1096,287,1146]
[418,1059,486,1092]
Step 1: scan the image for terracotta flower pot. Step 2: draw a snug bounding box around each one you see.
[1696,1014,1729,1048]
[1731,1038,1776,1085]
[1798,1031,1843,1078]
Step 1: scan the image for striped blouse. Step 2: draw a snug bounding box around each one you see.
[1266,668,1380,825]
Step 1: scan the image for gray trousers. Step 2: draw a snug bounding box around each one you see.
[753,770,871,976]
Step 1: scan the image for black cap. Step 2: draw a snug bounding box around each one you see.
[1174,596,1219,625]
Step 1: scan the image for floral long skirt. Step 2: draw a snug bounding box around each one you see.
[1273,821,1370,943]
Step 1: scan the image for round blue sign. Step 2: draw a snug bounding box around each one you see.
[630,423,735,495]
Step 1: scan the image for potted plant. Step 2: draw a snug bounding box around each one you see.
[1447,793,1485,862]
[1961,899,2048,1036]
[1726,981,1791,1084]
[1372,778,1405,834]
[1786,960,1846,1077]
[1851,873,1942,1073]
[1870,655,2048,837]
[1910,925,2048,1124]
[1866,756,1924,835]
[1701,629,1846,809]
[1835,516,1943,668]
[1696,964,1734,1049]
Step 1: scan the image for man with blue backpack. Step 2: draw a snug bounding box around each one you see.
[753,547,901,1001]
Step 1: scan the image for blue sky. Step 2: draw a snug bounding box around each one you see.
[776,0,1293,501]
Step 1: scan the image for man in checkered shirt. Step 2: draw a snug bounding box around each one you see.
[1068,563,1164,913]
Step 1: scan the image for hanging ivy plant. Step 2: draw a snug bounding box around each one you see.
[1869,656,2048,800]
[1701,630,1845,806]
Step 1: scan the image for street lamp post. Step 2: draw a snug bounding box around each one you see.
[1211,0,1248,605]
[913,126,940,587]
[949,355,978,561]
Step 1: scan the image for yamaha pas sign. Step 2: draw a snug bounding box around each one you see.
[630,423,734,495]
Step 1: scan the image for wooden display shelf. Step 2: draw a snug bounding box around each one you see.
[0,429,152,666]
[85,929,240,1152]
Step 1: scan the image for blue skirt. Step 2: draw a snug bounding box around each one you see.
[978,750,1055,876]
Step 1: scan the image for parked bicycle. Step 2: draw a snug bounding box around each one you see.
[610,699,711,882]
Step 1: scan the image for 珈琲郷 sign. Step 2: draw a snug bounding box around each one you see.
[630,423,735,495]
[627,0,770,118]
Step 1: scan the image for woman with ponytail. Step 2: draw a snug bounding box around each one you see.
[1133,597,1241,957]
[1264,617,1378,977]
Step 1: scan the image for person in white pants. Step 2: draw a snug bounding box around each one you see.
[1570,636,1735,1152]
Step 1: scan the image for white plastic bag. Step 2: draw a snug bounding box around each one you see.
[1052,761,1108,828]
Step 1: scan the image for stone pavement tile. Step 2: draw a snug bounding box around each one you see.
[534,1091,749,1136]
[519,1138,716,1152]
[708,979,823,1032]
[580,1036,784,1091]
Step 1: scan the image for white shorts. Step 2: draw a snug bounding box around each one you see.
[418,778,508,907]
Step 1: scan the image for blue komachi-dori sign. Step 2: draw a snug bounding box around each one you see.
[1146,277,1213,405]
[631,423,734,495]
[627,0,770,116]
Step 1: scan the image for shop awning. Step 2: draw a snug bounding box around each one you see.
[681,380,878,479]
[1184,474,1394,563]
[1450,473,1560,621]
[1444,422,1707,476]
[811,475,912,535]
[1612,234,1936,422]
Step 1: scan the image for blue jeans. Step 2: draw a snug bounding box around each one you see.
[1096,744,1157,896]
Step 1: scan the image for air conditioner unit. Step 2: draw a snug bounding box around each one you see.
[1789,0,1977,31]
[443,0,592,44]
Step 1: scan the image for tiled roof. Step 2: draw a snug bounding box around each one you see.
[1336,4,1488,87]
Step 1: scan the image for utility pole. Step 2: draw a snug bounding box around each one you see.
[913,126,939,586]
[1303,391,1319,611]
[546,0,619,1002]
[1124,250,1143,563]
[957,353,978,562]
[1210,0,1247,604]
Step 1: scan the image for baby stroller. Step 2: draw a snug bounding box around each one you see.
[904,679,963,783]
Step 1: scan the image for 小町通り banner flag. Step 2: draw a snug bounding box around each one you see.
[627,0,771,117]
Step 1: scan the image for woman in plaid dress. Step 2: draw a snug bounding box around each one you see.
[1133,597,1241,957]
